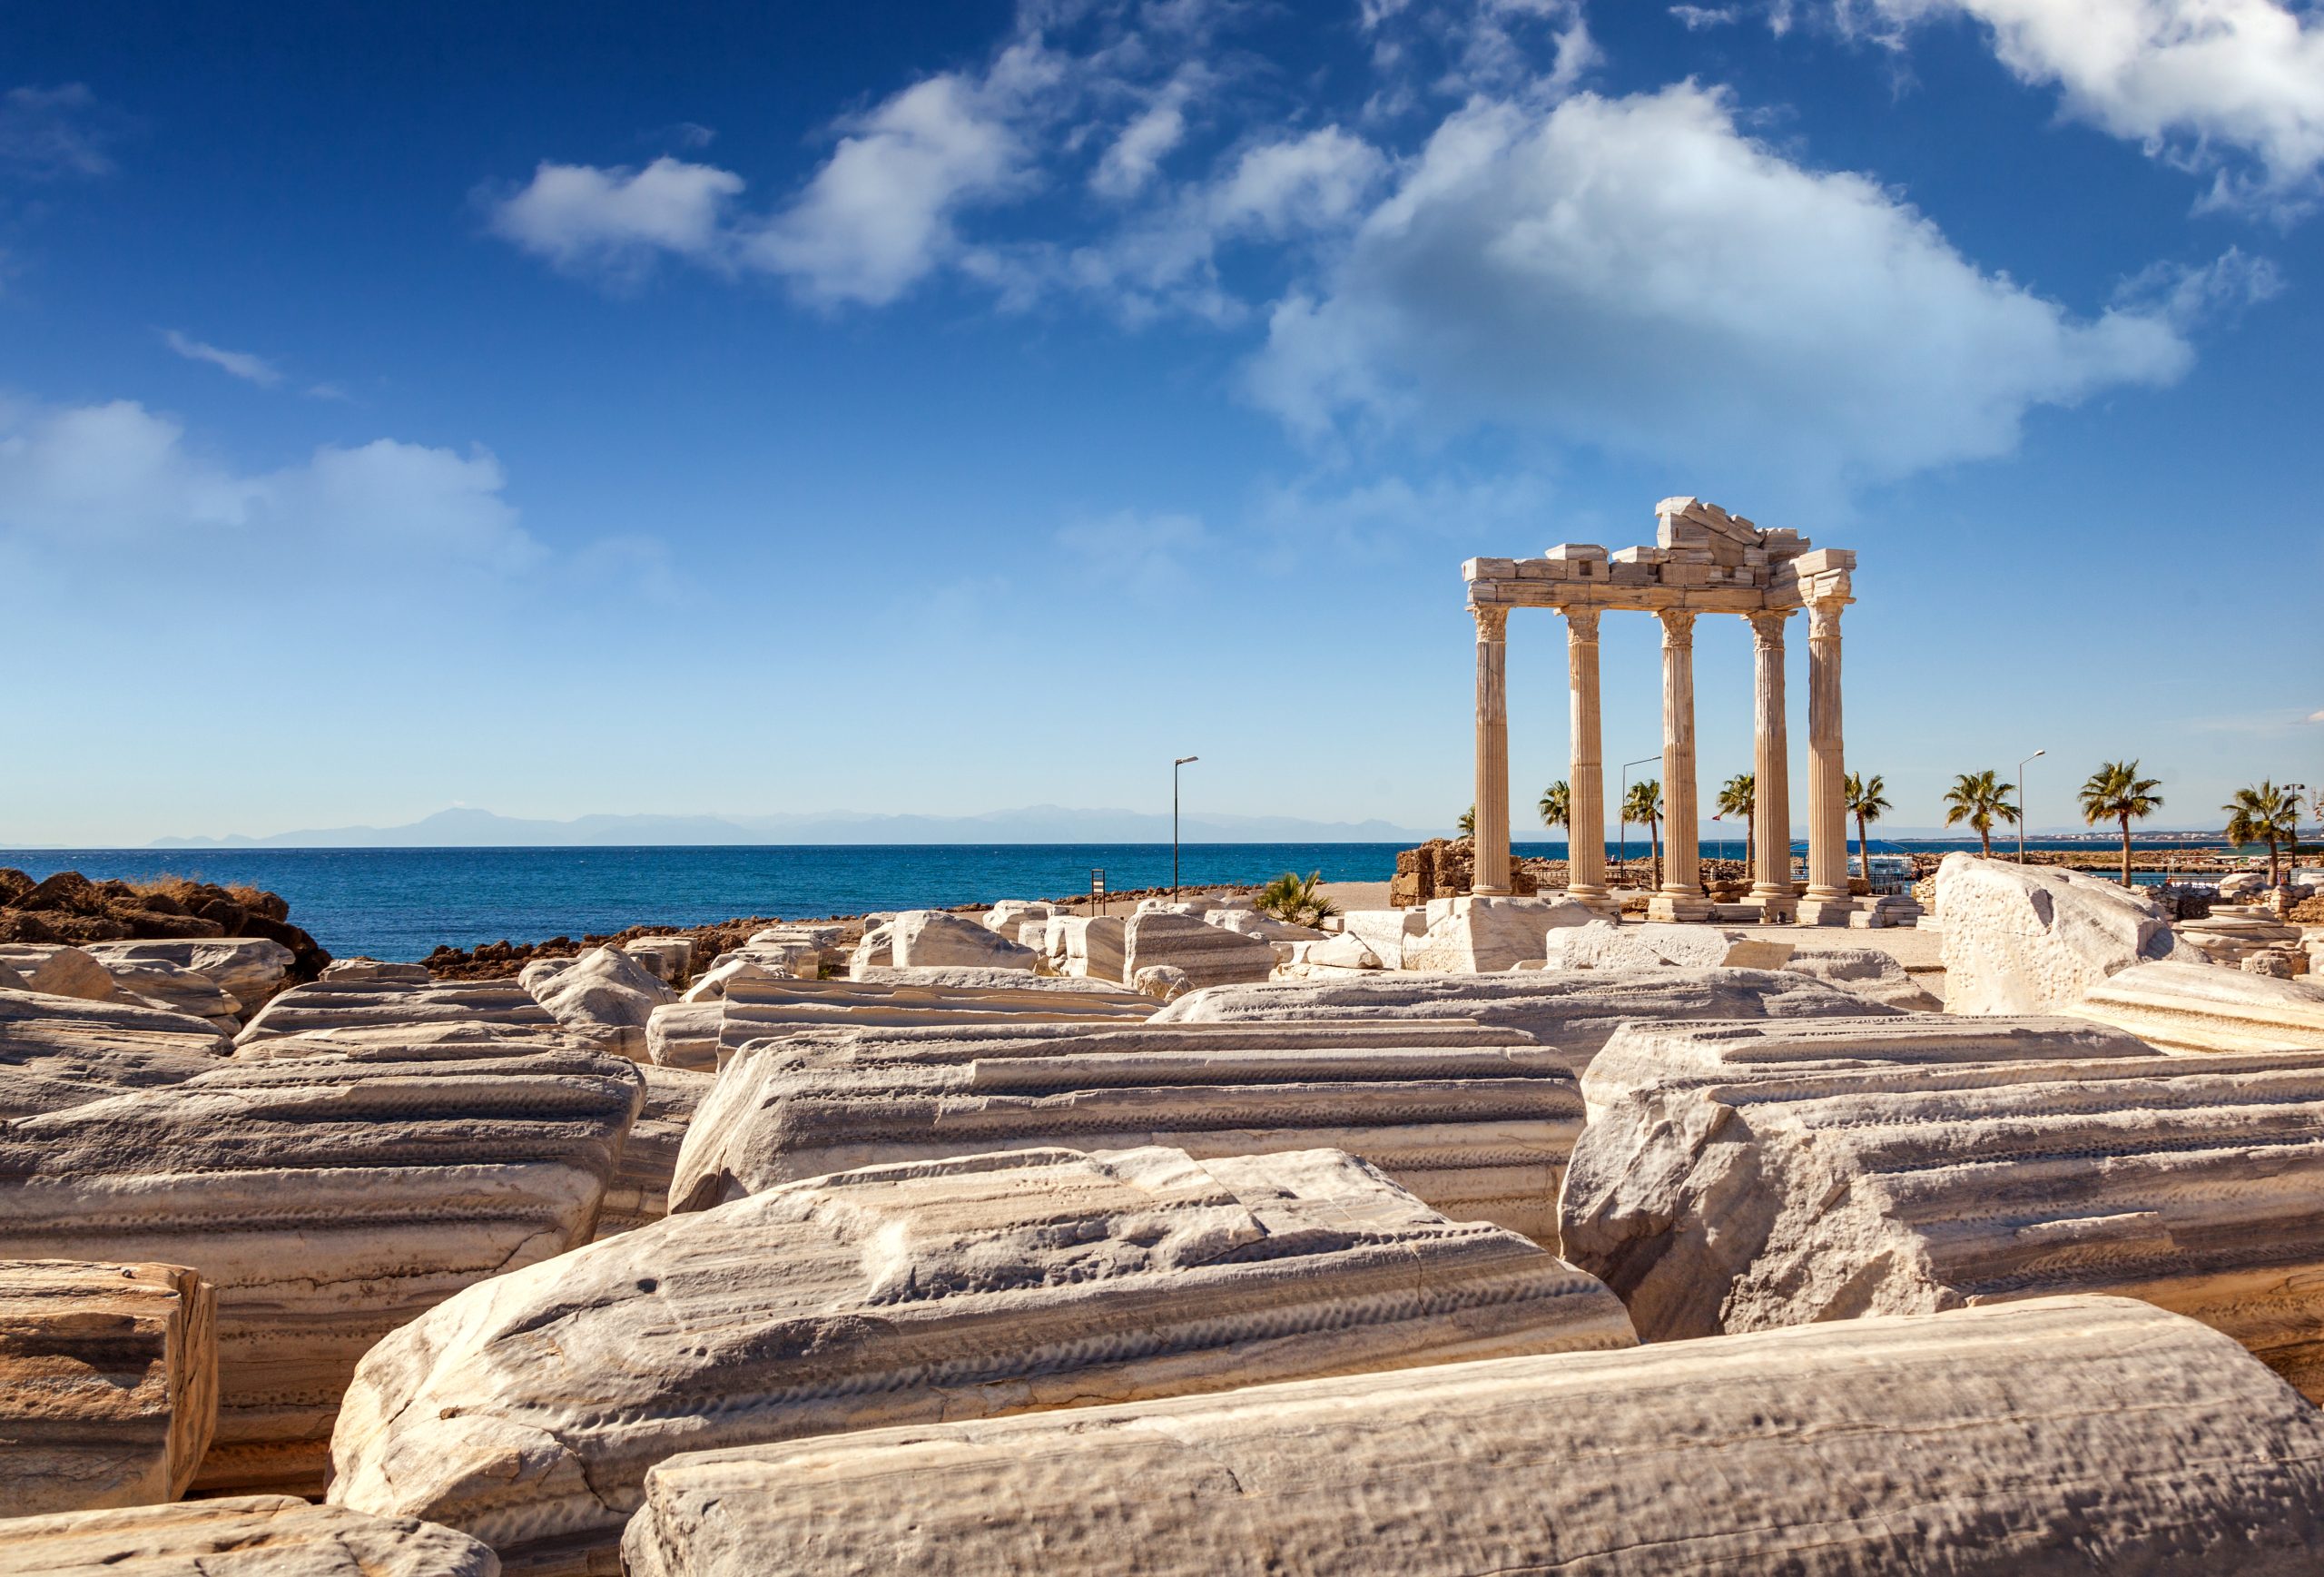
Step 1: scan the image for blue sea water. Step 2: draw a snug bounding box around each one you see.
[0,838,2243,962]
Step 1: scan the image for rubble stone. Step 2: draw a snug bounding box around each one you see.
[1935,853,2181,1013]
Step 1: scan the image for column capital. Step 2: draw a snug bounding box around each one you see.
[1748,607,1793,648]
[1807,598,1845,641]
[1658,607,1698,647]
[1562,605,1600,641]
[1472,604,1510,640]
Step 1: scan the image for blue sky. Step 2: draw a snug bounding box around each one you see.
[4,0,2320,845]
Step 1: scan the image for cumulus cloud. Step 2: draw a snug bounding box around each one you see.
[487,156,744,281]
[0,398,538,569]
[0,84,120,180]
[743,63,1039,305]
[1833,0,2324,212]
[162,329,283,387]
[1248,83,2202,494]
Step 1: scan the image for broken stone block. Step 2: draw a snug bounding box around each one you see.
[888,911,1038,971]
[618,936,693,985]
[622,1297,2324,1577]
[235,979,554,1045]
[1120,912,1275,990]
[1,991,231,1103]
[96,959,242,1030]
[980,900,1053,936]
[0,1028,643,1495]
[330,1146,1633,1574]
[12,947,119,1003]
[716,975,1148,1066]
[85,940,296,1013]
[593,1065,711,1241]
[1337,909,1427,970]
[1049,914,1125,981]
[1935,853,2181,1013]
[1133,963,1194,1000]
[519,946,677,1062]
[1542,920,1795,972]
[2067,959,2324,1052]
[671,1031,1583,1243]
[1152,969,1896,1073]
[1402,896,1596,972]
[1561,1020,2324,1397]
[0,1260,216,1514]
[643,1001,722,1071]
[1204,909,1326,942]
[319,959,432,983]
[1780,945,1945,1010]
[0,1496,500,1576]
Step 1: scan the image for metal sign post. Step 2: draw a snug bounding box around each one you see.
[1090,868,1106,916]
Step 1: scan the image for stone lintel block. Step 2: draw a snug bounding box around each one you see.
[1657,560,1710,588]
[0,1259,218,1514]
[1542,543,1607,562]
[1610,545,1666,564]
[1468,580,1513,604]
[1462,557,1518,581]
[1512,558,1561,579]
[1607,562,1655,586]
[622,1298,2324,1577]
[1791,547,1856,573]
[1653,495,1699,517]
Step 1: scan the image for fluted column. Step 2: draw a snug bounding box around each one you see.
[1748,609,1797,922]
[1562,606,1613,914]
[1797,597,1856,925]
[1648,609,1710,922]
[1471,603,1512,896]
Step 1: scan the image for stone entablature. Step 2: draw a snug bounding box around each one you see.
[1461,497,1857,927]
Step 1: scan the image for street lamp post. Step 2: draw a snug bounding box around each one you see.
[1617,754,1659,895]
[1173,755,1199,898]
[2016,749,2045,864]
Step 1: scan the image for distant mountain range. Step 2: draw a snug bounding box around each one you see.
[148,805,1447,849]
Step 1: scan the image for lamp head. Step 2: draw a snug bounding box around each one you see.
[1176,755,1199,765]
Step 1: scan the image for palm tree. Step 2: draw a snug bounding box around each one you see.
[1715,772,1754,872]
[1622,778,1663,889]
[2224,781,2305,889]
[1943,769,2019,859]
[1256,870,1339,928]
[1539,781,1571,836]
[2078,760,2165,887]
[1844,772,1890,885]
[1456,804,1475,838]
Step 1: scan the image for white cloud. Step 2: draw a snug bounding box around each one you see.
[0,398,537,569]
[1248,83,2202,494]
[743,66,1037,306]
[1093,75,1197,198]
[1362,0,1600,101]
[0,84,117,180]
[1835,0,2324,212]
[162,329,283,388]
[1671,4,1745,26]
[487,156,744,281]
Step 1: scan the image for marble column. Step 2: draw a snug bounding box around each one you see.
[1748,609,1797,922]
[1797,597,1856,925]
[1471,603,1512,896]
[1562,606,1614,915]
[1648,609,1711,922]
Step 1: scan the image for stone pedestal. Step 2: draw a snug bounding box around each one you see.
[1562,610,1616,917]
[1471,606,1512,896]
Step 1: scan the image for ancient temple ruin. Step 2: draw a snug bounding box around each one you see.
[1463,497,1856,924]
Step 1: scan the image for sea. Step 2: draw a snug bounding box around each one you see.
[0,839,2250,963]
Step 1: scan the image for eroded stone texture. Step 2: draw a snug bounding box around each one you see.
[671,1034,1582,1242]
[1044,914,1125,981]
[1152,969,1896,1073]
[623,1297,2324,1577]
[714,976,1149,1069]
[519,948,676,1062]
[618,937,693,986]
[593,1065,710,1241]
[2068,959,2324,1052]
[85,940,296,1013]
[1401,896,1596,973]
[1119,912,1276,990]
[1561,1024,2324,1397]
[0,1260,216,1513]
[331,1146,1633,1575]
[235,979,554,1045]
[1780,946,1945,1010]
[643,1002,722,1072]
[0,1030,643,1495]
[1541,920,1793,971]
[0,1496,501,1576]
[321,959,433,983]
[1,991,230,1109]
[888,911,1038,971]
[2,946,119,1003]
[1935,852,2181,1013]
